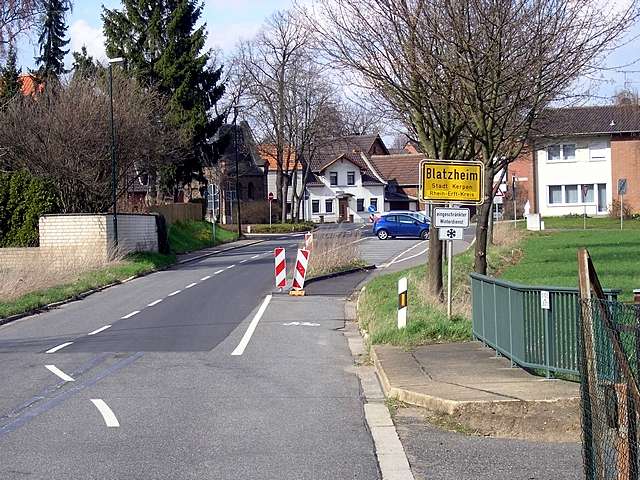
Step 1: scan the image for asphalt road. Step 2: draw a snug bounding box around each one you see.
[0,236,381,479]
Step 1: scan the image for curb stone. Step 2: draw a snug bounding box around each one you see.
[305,264,376,285]
[0,239,265,326]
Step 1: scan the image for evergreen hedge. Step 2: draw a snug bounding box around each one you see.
[0,170,60,247]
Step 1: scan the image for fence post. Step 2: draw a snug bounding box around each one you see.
[493,283,499,357]
[480,280,486,345]
[543,298,551,379]
[508,287,514,367]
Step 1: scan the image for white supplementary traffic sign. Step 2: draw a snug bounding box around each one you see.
[438,227,464,241]
[433,207,470,228]
[540,291,550,310]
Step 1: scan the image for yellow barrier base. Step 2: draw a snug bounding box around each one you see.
[289,290,305,297]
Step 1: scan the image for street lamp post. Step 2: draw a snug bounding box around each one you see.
[108,57,124,250]
[233,105,242,237]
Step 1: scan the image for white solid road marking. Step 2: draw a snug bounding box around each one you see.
[380,240,428,268]
[45,365,75,382]
[45,342,73,354]
[201,275,212,281]
[168,290,181,297]
[251,254,260,259]
[88,325,112,335]
[214,269,224,275]
[231,295,272,356]
[185,282,197,289]
[147,299,163,307]
[121,310,140,319]
[90,399,120,427]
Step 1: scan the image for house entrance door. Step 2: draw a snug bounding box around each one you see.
[339,198,349,222]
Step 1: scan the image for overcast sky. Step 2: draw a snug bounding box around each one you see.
[14,0,640,104]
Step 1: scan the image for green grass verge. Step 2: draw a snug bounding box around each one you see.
[168,220,238,254]
[0,252,175,319]
[500,229,640,301]
[248,222,314,234]
[542,216,640,230]
[359,239,523,347]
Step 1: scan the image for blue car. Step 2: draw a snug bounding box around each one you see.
[373,213,430,240]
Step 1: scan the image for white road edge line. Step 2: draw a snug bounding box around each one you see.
[380,240,428,268]
[185,282,197,289]
[214,269,224,275]
[148,299,163,307]
[168,290,181,296]
[231,295,272,356]
[88,325,112,335]
[90,399,120,427]
[45,342,73,354]
[121,310,140,319]
[201,275,212,281]
[45,365,75,382]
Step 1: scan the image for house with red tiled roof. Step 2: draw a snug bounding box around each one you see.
[369,153,426,212]
[305,134,388,223]
[257,144,304,219]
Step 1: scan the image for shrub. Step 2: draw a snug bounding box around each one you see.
[0,170,60,247]
[248,222,314,233]
[609,199,634,220]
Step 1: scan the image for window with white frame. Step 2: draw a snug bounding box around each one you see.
[329,172,338,186]
[356,198,365,212]
[546,144,576,162]
[312,200,320,213]
[325,199,333,213]
[548,184,601,206]
[565,185,579,204]
[347,171,356,186]
[370,198,378,211]
[548,185,563,204]
[589,141,607,161]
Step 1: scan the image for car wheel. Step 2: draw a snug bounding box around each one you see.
[420,230,429,240]
[377,229,389,240]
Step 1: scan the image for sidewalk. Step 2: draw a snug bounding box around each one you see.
[371,341,581,442]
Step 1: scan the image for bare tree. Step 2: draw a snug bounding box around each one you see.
[0,71,187,212]
[613,87,640,105]
[336,100,383,136]
[0,0,42,56]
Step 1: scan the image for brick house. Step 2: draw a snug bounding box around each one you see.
[523,105,640,216]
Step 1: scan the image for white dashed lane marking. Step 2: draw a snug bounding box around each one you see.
[185,283,197,289]
[45,342,73,354]
[88,325,111,335]
[214,270,224,275]
[121,311,140,319]
[201,275,211,281]
[147,299,163,307]
[168,290,181,297]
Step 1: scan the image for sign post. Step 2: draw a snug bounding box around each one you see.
[268,192,274,228]
[512,175,517,229]
[618,179,627,231]
[581,184,589,230]
[420,160,484,320]
[208,184,218,245]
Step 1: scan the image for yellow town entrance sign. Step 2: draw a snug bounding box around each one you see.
[419,160,484,205]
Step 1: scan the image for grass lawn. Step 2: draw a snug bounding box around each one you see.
[0,252,175,319]
[501,229,640,301]
[359,234,524,347]
[168,220,238,254]
[542,216,640,230]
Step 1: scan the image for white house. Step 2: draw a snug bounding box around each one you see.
[534,137,612,217]
[305,135,388,223]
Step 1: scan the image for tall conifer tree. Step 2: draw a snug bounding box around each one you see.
[1,43,21,101]
[34,0,71,82]
[103,1,225,188]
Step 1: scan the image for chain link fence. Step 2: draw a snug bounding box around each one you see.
[579,299,640,480]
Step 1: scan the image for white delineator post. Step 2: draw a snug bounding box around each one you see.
[304,232,314,250]
[274,248,286,289]
[398,277,408,329]
[292,249,310,291]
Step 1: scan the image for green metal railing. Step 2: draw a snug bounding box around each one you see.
[470,273,620,377]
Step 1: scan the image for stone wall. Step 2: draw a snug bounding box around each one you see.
[0,247,41,270]
[40,214,109,257]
